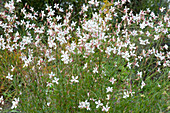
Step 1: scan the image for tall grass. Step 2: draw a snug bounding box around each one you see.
[0,0,169,112]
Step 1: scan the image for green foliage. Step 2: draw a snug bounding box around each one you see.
[22,0,47,11]
[126,0,170,14]
[0,0,169,112]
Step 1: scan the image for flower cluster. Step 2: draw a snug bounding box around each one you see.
[0,0,169,112]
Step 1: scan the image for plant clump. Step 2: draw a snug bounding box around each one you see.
[0,0,169,112]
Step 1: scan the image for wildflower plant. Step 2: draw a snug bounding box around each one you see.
[0,0,169,112]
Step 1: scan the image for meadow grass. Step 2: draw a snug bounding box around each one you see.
[0,0,169,112]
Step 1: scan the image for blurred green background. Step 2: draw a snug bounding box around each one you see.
[0,0,169,16]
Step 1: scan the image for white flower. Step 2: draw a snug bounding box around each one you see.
[88,0,95,5]
[11,65,15,71]
[83,63,87,69]
[127,62,132,69]
[141,81,146,89]
[146,31,150,36]
[48,55,55,62]
[11,98,19,109]
[52,77,59,84]
[105,46,113,55]
[106,87,113,93]
[154,35,159,40]
[17,0,21,2]
[159,7,165,12]
[41,11,46,19]
[71,21,76,27]
[137,71,142,78]
[46,82,53,87]
[54,3,59,9]
[49,72,55,79]
[59,7,64,12]
[129,91,135,96]
[78,101,86,109]
[70,76,79,83]
[61,51,70,64]
[48,37,56,48]
[82,4,88,12]
[95,100,103,108]
[109,77,116,84]
[106,94,110,100]
[84,100,91,110]
[158,84,161,88]
[140,22,146,29]
[93,67,98,74]
[56,15,62,21]
[47,102,50,106]
[0,96,4,105]
[122,51,130,61]
[102,104,110,112]
[68,4,73,10]
[78,100,91,110]
[147,8,151,13]
[5,0,15,13]
[123,91,129,98]
[6,73,13,80]
[163,44,168,50]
